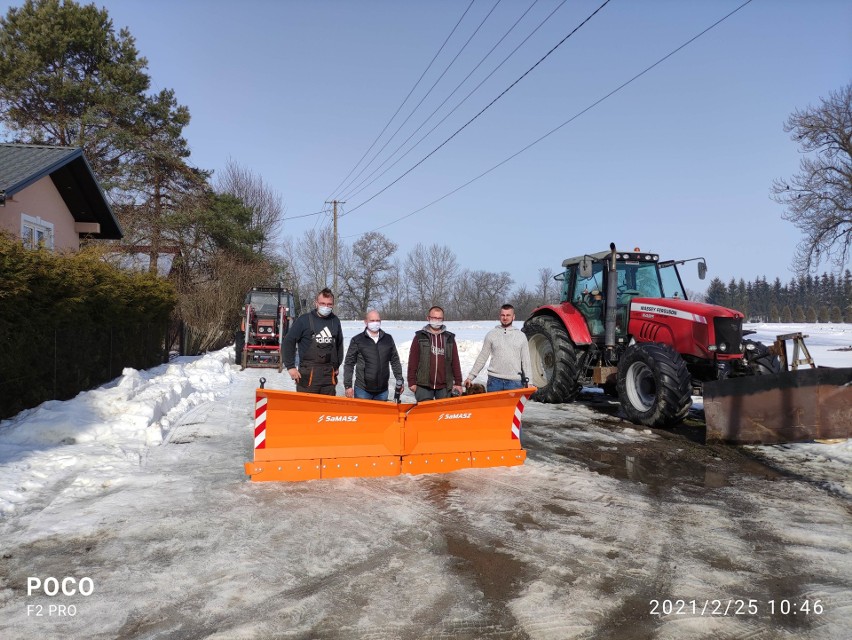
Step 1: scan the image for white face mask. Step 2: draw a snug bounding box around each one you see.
[366,321,381,332]
[317,305,332,317]
[429,321,443,330]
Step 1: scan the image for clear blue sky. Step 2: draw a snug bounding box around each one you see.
[8,0,852,294]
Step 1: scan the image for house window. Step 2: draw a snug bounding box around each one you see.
[21,213,54,250]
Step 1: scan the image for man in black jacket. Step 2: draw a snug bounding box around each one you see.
[343,310,404,401]
[282,288,344,395]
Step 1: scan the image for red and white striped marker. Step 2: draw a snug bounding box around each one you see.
[254,394,268,449]
[511,396,527,440]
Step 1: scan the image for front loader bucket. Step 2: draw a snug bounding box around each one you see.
[704,367,852,444]
[245,388,534,482]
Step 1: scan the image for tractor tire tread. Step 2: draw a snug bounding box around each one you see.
[617,342,692,427]
[524,315,582,404]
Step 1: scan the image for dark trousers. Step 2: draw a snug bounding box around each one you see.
[296,384,336,396]
[414,386,450,402]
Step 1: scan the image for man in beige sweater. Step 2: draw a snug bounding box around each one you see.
[465,304,533,393]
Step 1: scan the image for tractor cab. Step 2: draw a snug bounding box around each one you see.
[557,249,696,340]
[246,289,295,319]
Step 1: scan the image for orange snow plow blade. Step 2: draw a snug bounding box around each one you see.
[245,388,534,482]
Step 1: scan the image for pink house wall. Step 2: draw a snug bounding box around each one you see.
[0,177,81,251]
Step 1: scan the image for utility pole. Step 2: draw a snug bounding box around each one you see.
[325,199,344,295]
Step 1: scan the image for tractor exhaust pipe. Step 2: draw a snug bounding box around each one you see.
[605,242,618,360]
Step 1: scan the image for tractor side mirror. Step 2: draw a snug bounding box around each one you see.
[579,256,593,279]
[698,260,707,280]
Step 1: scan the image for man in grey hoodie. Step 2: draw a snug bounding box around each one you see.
[465,304,533,393]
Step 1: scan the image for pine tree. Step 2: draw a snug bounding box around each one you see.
[781,305,793,322]
[769,304,780,322]
[705,277,727,306]
[0,0,150,188]
[773,277,783,308]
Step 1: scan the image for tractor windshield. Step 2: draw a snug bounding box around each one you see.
[247,292,281,315]
[616,262,662,298]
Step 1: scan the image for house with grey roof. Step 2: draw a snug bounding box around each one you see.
[0,143,122,250]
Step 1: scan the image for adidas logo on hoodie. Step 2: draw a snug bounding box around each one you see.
[315,326,334,345]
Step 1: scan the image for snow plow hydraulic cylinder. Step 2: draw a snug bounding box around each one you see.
[245,388,534,482]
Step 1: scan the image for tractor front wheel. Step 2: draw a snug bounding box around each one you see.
[742,339,782,375]
[616,343,692,427]
[523,315,582,404]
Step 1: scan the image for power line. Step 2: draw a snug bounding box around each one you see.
[341,0,613,219]
[326,0,476,201]
[340,0,566,203]
[338,0,546,202]
[281,209,329,221]
[333,0,504,201]
[344,0,756,238]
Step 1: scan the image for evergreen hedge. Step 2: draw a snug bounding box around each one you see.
[0,234,177,420]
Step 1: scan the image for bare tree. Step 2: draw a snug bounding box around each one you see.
[300,227,334,295]
[451,269,514,319]
[772,83,852,274]
[284,225,343,302]
[404,243,458,313]
[509,284,537,319]
[279,236,308,310]
[381,257,417,319]
[215,158,284,257]
[338,232,398,318]
[177,252,273,354]
[473,270,514,318]
[536,267,555,305]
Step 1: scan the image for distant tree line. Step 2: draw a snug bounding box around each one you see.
[704,271,852,323]
[282,229,556,320]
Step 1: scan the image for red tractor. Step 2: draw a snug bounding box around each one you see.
[523,244,780,427]
[235,286,296,372]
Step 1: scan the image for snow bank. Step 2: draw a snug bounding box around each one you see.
[0,350,234,515]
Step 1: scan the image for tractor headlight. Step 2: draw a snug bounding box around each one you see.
[718,342,728,352]
[745,342,755,351]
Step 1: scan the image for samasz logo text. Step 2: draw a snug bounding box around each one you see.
[438,412,472,421]
[317,414,359,423]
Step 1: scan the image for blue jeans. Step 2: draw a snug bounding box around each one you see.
[354,387,389,401]
[486,377,523,393]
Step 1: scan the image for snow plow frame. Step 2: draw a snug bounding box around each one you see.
[244,388,534,481]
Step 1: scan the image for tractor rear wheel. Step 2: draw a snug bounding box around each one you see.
[523,315,582,403]
[616,343,692,427]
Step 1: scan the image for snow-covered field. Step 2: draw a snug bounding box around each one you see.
[0,321,850,639]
